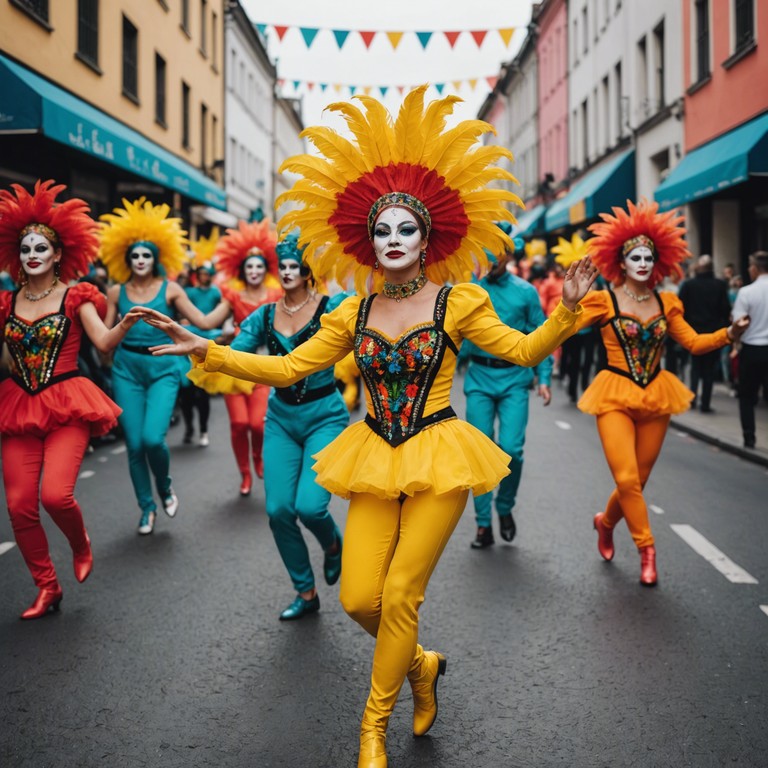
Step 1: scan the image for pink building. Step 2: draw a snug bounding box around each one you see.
[535,0,569,196]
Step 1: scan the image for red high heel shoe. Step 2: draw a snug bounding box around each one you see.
[20,586,63,620]
[73,533,93,583]
[593,513,615,561]
[255,458,264,480]
[639,546,657,586]
[239,474,252,496]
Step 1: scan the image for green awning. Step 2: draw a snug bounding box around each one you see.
[511,204,546,237]
[545,149,635,231]
[655,112,768,210]
[0,54,226,209]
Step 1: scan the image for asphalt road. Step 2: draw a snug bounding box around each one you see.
[1,381,767,768]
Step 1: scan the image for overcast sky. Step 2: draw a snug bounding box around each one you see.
[240,0,535,134]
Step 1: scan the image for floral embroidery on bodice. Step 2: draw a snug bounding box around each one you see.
[355,286,456,446]
[5,293,72,394]
[608,291,667,387]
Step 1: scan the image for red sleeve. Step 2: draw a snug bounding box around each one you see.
[0,290,12,328]
[66,282,108,320]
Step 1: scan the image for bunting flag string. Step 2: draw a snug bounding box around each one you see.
[275,75,504,97]
[254,24,517,50]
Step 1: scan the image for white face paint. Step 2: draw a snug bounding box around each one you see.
[20,232,59,278]
[129,246,155,277]
[278,258,303,290]
[372,207,426,274]
[623,245,655,283]
[243,255,267,287]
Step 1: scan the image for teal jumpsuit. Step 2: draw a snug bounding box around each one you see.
[233,294,349,593]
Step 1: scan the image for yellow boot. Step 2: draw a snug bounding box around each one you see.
[358,725,387,768]
[407,649,447,736]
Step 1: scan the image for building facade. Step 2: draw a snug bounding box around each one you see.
[272,96,305,221]
[0,0,226,217]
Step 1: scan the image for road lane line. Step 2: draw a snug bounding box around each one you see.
[97,456,108,463]
[78,470,95,480]
[670,524,758,584]
[0,542,16,556]
[555,420,572,430]
[110,445,126,454]
[761,606,768,618]
[649,505,665,515]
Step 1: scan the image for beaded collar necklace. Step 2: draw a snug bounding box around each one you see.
[382,270,427,302]
[622,283,652,302]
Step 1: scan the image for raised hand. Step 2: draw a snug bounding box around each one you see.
[561,256,599,311]
[728,314,750,342]
[135,307,210,358]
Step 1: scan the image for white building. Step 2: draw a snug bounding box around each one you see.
[273,97,305,222]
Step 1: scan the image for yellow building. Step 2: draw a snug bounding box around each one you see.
[0,0,226,216]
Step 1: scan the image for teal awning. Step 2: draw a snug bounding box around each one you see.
[0,54,226,209]
[511,204,546,237]
[545,149,635,231]
[655,112,768,210]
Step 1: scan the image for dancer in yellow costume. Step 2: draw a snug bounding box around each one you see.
[138,86,598,768]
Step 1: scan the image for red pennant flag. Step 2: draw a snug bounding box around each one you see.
[277,78,285,88]
[397,85,405,94]
[307,82,315,92]
[444,31,461,48]
[359,31,376,49]
[470,30,488,47]
[486,75,499,89]
[274,25,289,41]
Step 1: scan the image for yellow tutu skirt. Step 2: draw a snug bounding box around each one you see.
[578,369,693,417]
[312,418,511,501]
[186,367,255,395]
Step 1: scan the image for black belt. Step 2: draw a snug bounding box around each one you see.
[365,406,457,447]
[121,343,155,355]
[469,354,517,369]
[274,383,337,405]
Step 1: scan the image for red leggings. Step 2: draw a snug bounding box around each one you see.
[2,424,91,589]
[224,385,269,477]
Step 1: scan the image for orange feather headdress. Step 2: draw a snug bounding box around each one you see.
[214,220,279,285]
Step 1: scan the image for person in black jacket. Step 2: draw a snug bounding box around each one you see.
[678,255,732,411]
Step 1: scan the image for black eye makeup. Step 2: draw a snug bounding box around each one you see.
[627,253,655,262]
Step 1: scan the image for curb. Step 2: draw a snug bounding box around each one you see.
[670,419,768,469]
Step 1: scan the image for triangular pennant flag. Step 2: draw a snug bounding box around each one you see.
[333,84,343,93]
[444,31,461,48]
[452,80,462,91]
[397,85,405,94]
[333,29,350,49]
[379,86,389,97]
[363,86,372,95]
[274,25,289,41]
[300,27,319,48]
[360,31,376,49]
[293,80,301,90]
[320,83,328,92]
[416,31,433,49]
[470,30,488,47]
[386,31,404,50]
[307,82,315,92]
[256,24,267,37]
[498,28,515,47]
[486,75,499,89]
[349,86,357,96]
[435,83,445,94]
[277,78,285,88]
[468,78,478,91]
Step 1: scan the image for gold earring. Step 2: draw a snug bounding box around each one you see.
[374,258,379,270]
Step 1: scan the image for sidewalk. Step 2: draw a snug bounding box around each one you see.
[669,382,768,468]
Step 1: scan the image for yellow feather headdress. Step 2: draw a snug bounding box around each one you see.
[276,85,523,293]
[189,227,220,271]
[99,197,188,283]
[552,233,590,268]
[524,239,548,261]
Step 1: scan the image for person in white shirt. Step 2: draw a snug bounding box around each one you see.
[732,251,768,448]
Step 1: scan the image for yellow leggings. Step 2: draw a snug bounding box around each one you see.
[596,410,670,550]
[340,488,468,730]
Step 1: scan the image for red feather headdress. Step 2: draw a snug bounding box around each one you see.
[587,199,689,287]
[0,179,99,283]
[215,220,279,283]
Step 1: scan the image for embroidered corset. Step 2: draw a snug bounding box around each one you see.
[355,286,457,447]
[609,313,668,387]
[266,295,329,402]
[5,299,73,394]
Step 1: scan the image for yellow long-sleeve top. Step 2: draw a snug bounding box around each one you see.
[575,290,729,417]
[198,283,580,499]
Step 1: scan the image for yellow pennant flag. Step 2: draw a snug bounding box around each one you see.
[363,85,372,95]
[333,83,343,93]
[386,31,404,50]
[452,80,462,91]
[498,28,515,47]
[468,78,478,91]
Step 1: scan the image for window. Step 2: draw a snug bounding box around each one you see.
[653,21,665,108]
[637,36,649,119]
[201,103,208,170]
[734,0,755,52]
[695,0,710,82]
[581,99,589,165]
[200,0,207,56]
[77,0,99,67]
[122,15,138,101]
[602,75,610,150]
[10,0,49,25]
[615,60,623,138]
[211,12,218,69]
[182,81,191,149]
[582,6,589,54]
[155,53,167,126]
[181,0,190,34]
[211,114,218,168]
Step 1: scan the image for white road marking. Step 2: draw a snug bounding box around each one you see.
[0,542,16,556]
[761,606,768,618]
[110,445,126,454]
[78,470,95,480]
[97,456,108,463]
[675,431,688,437]
[555,420,572,431]
[670,524,758,584]
[649,504,665,515]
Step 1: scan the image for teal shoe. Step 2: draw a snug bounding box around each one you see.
[323,535,343,586]
[279,594,320,621]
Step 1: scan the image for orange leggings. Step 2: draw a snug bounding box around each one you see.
[596,411,670,550]
[224,385,269,477]
[340,488,468,731]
